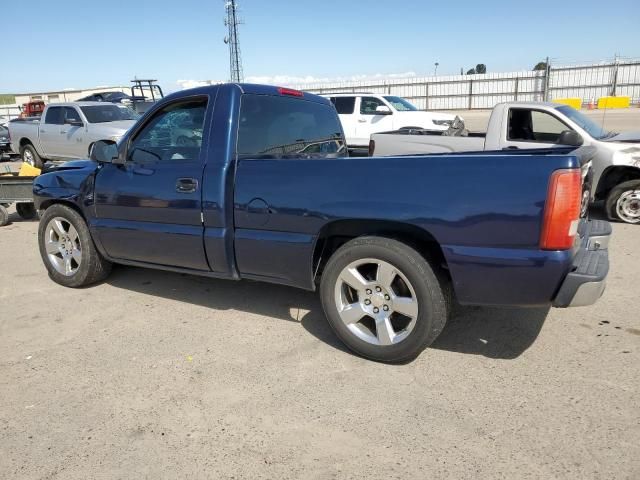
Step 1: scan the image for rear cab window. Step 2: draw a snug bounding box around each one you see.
[44,107,64,125]
[237,94,346,159]
[329,96,356,115]
[507,108,571,143]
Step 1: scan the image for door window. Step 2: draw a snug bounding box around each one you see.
[63,107,82,124]
[330,96,356,114]
[508,108,570,143]
[128,98,207,163]
[360,97,387,115]
[44,107,64,125]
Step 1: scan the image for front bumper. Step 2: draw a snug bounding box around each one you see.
[553,219,611,308]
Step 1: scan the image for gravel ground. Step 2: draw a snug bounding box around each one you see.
[0,204,638,479]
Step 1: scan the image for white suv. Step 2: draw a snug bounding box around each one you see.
[323,93,459,148]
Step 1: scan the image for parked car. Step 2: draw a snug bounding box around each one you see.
[77,91,146,104]
[0,124,14,160]
[322,93,459,151]
[371,102,640,224]
[32,84,609,363]
[8,102,138,168]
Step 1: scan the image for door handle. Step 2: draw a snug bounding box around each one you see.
[358,119,367,123]
[176,177,198,193]
[503,146,519,150]
[60,130,68,134]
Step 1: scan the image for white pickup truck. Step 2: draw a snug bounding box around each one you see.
[8,102,138,168]
[322,93,459,151]
[371,102,640,224]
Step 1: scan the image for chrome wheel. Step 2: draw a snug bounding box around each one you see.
[616,189,640,224]
[334,258,418,346]
[23,148,35,166]
[44,217,82,276]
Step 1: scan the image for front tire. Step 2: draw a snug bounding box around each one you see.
[605,180,640,224]
[38,204,112,287]
[20,144,44,169]
[320,236,450,363]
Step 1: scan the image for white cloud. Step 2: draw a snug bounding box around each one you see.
[176,71,418,89]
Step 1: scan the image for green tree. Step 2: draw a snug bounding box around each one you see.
[466,68,476,75]
[475,64,487,74]
[533,61,547,71]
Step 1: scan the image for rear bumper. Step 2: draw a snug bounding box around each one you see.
[553,219,611,308]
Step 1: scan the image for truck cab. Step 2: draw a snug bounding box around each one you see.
[486,103,640,223]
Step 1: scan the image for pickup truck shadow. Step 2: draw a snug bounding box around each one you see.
[432,305,549,359]
[107,266,548,360]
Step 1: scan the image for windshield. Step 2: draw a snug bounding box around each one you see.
[556,105,611,139]
[80,104,138,123]
[383,96,418,111]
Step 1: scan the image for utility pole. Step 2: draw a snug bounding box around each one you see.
[223,0,243,83]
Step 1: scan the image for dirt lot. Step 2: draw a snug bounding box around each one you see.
[0,203,638,480]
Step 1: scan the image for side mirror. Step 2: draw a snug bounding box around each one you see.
[65,118,84,127]
[375,105,392,115]
[90,140,120,164]
[558,130,583,147]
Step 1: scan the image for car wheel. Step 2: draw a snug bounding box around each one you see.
[0,204,9,226]
[605,180,640,224]
[38,204,112,287]
[16,202,37,220]
[21,144,43,169]
[319,236,450,363]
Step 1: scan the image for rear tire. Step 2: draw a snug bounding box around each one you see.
[38,204,112,287]
[319,236,450,363]
[16,202,37,220]
[0,205,9,226]
[605,180,640,224]
[20,144,44,169]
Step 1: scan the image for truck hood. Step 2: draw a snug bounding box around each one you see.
[92,120,136,137]
[603,131,640,143]
[44,159,98,173]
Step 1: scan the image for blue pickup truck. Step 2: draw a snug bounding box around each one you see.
[33,83,610,362]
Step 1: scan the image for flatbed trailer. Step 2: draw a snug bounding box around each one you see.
[0,174,37,226]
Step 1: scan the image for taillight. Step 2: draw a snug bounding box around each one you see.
[277,87,304,98]
[368,139,375,156]
[540,169,582,250]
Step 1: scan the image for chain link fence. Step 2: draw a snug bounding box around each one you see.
[294,59,640,110]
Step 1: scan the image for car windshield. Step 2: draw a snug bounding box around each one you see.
[80,104,138,123]
[383,96,418,111]
[556,105,612,139]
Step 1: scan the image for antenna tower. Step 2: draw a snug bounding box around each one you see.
[223,0,244,82]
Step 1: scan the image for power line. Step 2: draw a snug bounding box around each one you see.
[223,0,244,83]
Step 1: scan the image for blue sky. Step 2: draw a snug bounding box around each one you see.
[4,0,639,93]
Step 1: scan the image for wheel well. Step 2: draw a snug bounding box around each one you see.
[39,200,86,222]
[19,138,33,150]
[595,166,640,200]
[312,219,450,283]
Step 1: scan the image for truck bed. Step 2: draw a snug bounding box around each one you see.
[372,129,486,156]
